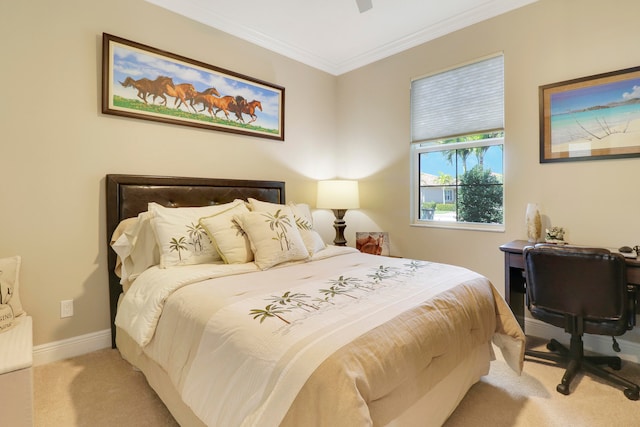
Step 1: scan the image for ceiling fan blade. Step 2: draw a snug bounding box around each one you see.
[356,0,373,13]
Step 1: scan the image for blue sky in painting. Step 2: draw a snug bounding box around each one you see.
[550,78,640,115]
[111,44,281,130]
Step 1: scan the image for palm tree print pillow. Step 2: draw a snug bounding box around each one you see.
[247,199,326,255]
[235,208,310,270]
[199,203,254,264]
[149,201,244,268]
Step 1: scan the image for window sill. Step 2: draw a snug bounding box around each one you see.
[410,221,505,233]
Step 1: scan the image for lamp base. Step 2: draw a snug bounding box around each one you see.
[332,209,348,246]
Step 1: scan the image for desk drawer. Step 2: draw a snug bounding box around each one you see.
[628,267,640,286]
[507,252,524,269]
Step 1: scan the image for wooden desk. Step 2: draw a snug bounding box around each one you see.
[499,240,640,331]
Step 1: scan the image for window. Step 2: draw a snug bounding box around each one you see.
[410,54,504,231]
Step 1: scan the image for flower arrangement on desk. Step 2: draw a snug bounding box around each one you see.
[545,226,567,244]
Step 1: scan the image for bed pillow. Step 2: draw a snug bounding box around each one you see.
[0,256,24,318]
[199,203,253,264]
[287,202,326,255]
[111,211,160,289]
[247,198,326,255]
[111,217,138,279]
[235,208,310,270]
[149,201,244,268]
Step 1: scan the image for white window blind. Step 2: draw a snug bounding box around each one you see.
[411,54,504,143]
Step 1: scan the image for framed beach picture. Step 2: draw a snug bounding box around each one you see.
[539,66,640,162]
[356,232,390,256]
[102,33,285,141]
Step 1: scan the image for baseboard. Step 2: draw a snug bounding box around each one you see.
[33,329,112,366]
[31,321,640,367]
[525,318,640,364]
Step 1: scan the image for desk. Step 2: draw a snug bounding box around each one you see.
[499,240,640,331]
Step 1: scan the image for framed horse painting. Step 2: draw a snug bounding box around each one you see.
[102,33,285,141]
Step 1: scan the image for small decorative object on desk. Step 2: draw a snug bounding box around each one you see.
[545,226,567,244]
[356,232,390,256]
[525,203,542,242]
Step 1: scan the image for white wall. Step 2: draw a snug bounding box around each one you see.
[0,0,339,346]
[337,0,640,343]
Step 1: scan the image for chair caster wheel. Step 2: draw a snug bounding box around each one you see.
[609,359,622,370]
[556,384,570,395]
[547,341,558,352]
[624,388,639,401]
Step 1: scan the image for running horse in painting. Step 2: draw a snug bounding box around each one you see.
[226,96,261,123]
[242,100,262,123]
[192,88,239,121]
[119,76,175,105]
[166,83,199,113]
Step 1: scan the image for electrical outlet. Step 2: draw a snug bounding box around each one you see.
[60,299,74,318]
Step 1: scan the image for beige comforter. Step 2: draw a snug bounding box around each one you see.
[117,247,524,426]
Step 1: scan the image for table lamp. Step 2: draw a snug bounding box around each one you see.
[316,180,360,246]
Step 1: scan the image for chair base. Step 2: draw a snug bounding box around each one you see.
[525,337,640,401]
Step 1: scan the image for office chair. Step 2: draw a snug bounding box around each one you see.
[523,244,640,400]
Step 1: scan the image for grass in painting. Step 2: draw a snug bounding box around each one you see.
[112,96,279,135]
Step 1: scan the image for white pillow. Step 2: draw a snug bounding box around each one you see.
[247,198,326,256]
[0,256,24,318]
[199,203,253,264]
[235,208,310,270]
[287,202,326,255]
[149,201,243,268]
[111,211,160,289]
[111,217,137,279]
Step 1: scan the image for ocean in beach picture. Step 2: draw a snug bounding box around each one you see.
[551,103,640,146]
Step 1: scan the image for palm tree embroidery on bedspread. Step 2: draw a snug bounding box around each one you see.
[249,260,430,327]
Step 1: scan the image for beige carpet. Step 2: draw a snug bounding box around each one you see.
[34,337,640,426]
[34,349,178,427]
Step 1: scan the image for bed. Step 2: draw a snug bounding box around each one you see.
[105,174,524,427]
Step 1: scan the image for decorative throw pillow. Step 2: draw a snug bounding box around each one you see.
[235,208,310,270]
[199,203,253,264]
[247,198,326,256]
[0,303,13,333]
[0,256,24,320]
[149,201,244,268]
[288,202,326,255]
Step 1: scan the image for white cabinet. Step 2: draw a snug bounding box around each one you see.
[0,316,33,427]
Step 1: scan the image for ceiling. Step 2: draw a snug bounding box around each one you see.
[145,0,537,76]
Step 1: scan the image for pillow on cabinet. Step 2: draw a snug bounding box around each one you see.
[0,256,24,321]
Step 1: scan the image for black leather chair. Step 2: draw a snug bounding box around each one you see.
[523,244,639,400]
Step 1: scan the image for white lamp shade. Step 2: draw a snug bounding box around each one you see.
[316,180,360,210]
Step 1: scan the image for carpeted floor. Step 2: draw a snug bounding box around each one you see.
[34,337,640,426]
[34,349,178,427]
[445,337,640,426]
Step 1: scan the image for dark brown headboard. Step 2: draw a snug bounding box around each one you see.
[105,174,285,348]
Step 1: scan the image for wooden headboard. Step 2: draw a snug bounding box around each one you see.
[105,174,285,348]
